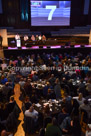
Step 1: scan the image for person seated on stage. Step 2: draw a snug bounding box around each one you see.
[15,34,20,40]
[31,35,35,41]
[42,35,46,44]
[24,105,38,122]
[24,35,29,41]
[38,35,42,41]
[35,35,39,41]
[31,35,35,44]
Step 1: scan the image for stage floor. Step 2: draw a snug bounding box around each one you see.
[5,45,91,50]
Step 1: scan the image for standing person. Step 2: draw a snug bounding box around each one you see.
[54,78,61,99]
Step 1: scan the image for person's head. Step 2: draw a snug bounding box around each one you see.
[62,107,67,113]
[64,93,68,98]
[52,117,58,126]
[29,106,34,112]
[36,35,38,37]
[62,77,66,81]
[51,74,54,78]
[78,93,83,100]
[1,75,4,80]
[1,130,8,136]
[44,104,50,114]
[27,78,31,83]
[5,82,9,86]
[55,78,59,84]
[80,79,83,83]
[20,78,24,81]
[25,96,30,102]
[10,96,14,102]
[46,82,50,86]
[48,88,51,94]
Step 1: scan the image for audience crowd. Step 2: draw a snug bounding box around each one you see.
[0,52,91,136]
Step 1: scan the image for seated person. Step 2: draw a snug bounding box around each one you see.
[38,35,42,41]
[24,96,32,110]
[32,73,39,81]
[42,35,46,43]
[24,105,38,122]
[45,117,62,136]
[43,104,51,117]
[31,91,39,104]
[79,100,91,118]
[76,93,85,105]
[86,79,91,95]
[47,89,55,100]
[7,96,16,114]
[60,116,72,134]
[19,78,25,87]
[24,35,29,41]
[15,34,20,40]
[43,82,50,97]
[1,130,12,136]
[31,35,35,42]
[1,75,8,85]
[35,35,39,41]
[0,103,8,121]
[58,107,69,125]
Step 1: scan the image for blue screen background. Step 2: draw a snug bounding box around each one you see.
[31,1,71,26]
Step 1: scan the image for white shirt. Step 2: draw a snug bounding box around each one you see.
[73,97,85,105]
[39,36,42,40]
[25,109,38,122]
[15,34,20,40]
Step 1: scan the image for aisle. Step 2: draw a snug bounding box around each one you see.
[13,84,38,136]
[14,84,25,136]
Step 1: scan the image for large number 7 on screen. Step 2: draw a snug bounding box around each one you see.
[46,5,57,21]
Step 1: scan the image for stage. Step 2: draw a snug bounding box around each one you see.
[3,45,91,58]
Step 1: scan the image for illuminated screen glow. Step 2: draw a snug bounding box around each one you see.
[31,1,71,26]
